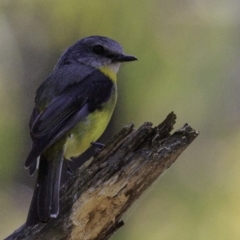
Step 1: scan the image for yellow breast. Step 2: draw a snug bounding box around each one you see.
[64,83,117,160]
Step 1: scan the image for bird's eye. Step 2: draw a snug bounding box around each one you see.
[93,45,105,55]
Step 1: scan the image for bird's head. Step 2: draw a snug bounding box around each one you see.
[55,36,137,74]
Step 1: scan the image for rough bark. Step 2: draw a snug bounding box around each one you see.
[5,112,199,240]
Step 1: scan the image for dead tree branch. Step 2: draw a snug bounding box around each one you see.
[6,112,199,240]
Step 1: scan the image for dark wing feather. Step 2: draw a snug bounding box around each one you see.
[25,69,113,169]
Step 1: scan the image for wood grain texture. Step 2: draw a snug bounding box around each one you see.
[5,112,199,240]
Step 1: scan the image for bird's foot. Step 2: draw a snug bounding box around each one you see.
[91,142,105,153]
[65,161,73,175]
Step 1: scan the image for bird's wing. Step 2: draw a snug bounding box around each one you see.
[25,69,113,169]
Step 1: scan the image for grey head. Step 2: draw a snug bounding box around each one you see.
[55,36,137,71]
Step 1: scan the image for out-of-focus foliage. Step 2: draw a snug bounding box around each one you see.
[1,0,240,239]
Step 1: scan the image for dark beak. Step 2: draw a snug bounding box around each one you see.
[113,54,137,62]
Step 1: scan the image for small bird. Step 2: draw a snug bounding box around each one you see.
[25,36,137,226]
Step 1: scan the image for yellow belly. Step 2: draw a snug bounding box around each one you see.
[63,92,117,159]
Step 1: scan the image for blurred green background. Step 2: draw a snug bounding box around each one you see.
[1,0,240,239]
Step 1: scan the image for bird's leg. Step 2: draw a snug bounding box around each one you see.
[91,142,105,153]
[65,161,73,175]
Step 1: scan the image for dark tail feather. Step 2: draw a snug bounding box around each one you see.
[25,152,63,227]
[48,152,63,218]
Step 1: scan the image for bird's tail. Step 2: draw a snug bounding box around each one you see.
[25,151,63,227]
